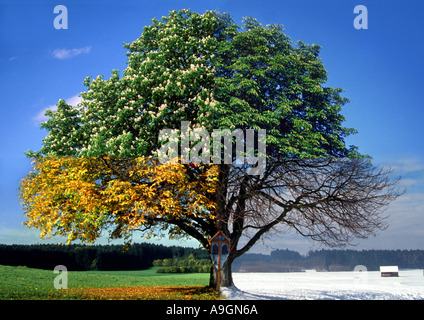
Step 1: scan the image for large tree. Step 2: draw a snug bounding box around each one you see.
[20,10,401,289]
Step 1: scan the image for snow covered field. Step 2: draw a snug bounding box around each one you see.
[222,269,424,300]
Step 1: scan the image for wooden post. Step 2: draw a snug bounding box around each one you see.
[216,261,220,292]
[209,231,230,292]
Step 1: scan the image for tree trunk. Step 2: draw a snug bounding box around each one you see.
[209,258,234,290]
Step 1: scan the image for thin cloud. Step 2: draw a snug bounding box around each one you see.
[380,191,424,242]
[389,157,424,174]
[51,46,92,59]
[0,227,45,245]
[34,94,82,122]
[388,158,424,191]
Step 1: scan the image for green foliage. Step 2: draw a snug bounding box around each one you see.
[212,16,357,159]
[28,9,357,161]
[28,10,219,159]
[154,255,212,273]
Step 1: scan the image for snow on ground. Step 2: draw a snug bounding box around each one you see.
[221,269,424,300]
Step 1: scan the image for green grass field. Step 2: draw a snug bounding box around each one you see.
[0,265,219,300]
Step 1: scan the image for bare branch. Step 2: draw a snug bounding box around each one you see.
[225,157,403,254]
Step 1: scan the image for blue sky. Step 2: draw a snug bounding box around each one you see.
[1,0,424,254]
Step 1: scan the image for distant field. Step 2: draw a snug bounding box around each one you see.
[0,265,219,300]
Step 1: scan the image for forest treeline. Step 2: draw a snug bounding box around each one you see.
[233,248,424,272]
[0,243,208,271]
[1,243,424,272]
